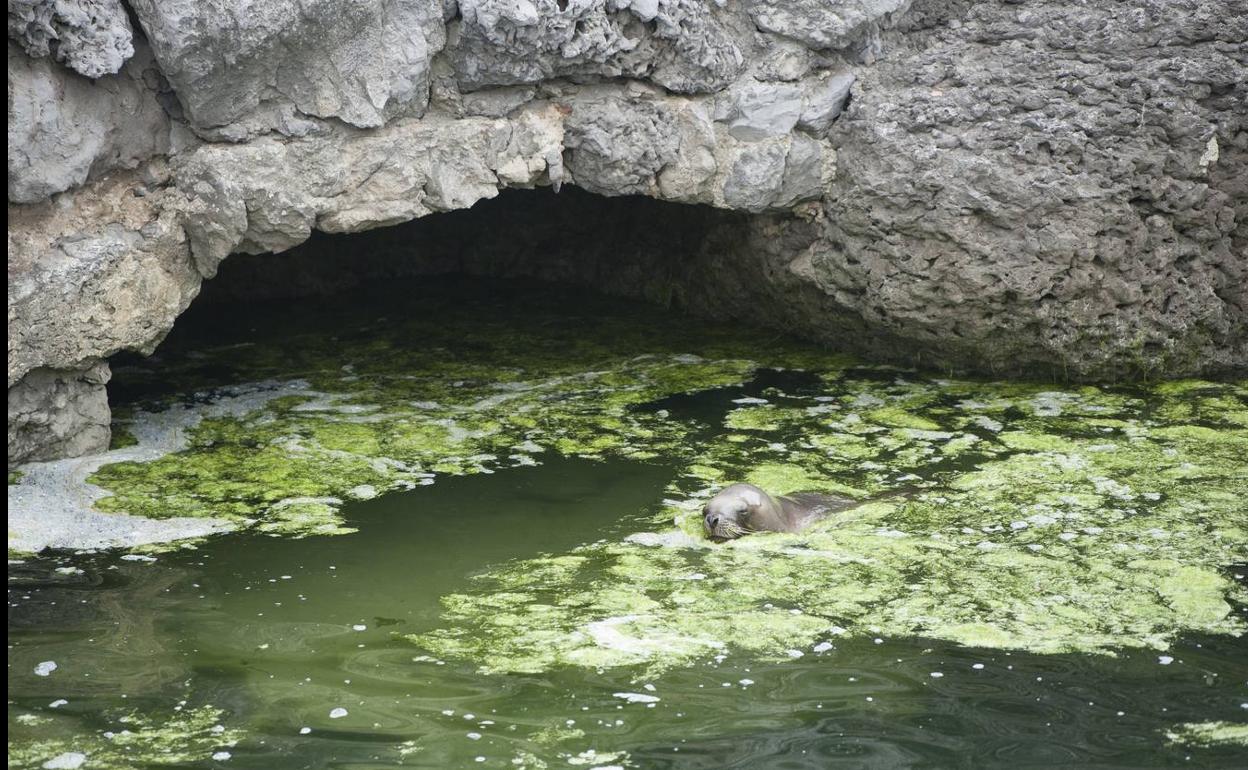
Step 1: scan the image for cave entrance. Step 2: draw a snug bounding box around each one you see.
[105,185,817,411]
[191,187,755,310]
[91,187,853,548]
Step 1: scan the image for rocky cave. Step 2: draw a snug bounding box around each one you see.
[9,0,1246,466]
[8,1,1248,765]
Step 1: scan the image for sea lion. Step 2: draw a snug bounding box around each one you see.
[702,483,856,541]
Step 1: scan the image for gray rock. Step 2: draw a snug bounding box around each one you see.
[819,0,1247,377]
[7,0,133,77]
[174,102,567,260]
[746,0,911,54]
[753,39,818,82]
[798,70,855,135]
[716,80,804,141]
[8,363,110,463]
[721,138,788,212]
[127,0,446,136]
[461,86,539,118]
[775,133,825,208]
[655,98,719,202]
[6,0,1248,470]
[450,0,744,94]
[8,40,170,203]
[7,171,201,388]
[564,88,680,196]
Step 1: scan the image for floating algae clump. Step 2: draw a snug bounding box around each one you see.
[7,705,243,769]
[411,375,1248,673]
[82,283,844,539]
[1165,721,1248,747]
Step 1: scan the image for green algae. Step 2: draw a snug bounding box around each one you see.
[1165,720,1248,748]
[7,705,244,769]
[65,284,1248,674]
[86,287,844,539]
[410,375,1248,674]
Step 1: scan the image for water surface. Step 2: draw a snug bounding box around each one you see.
[9,280,1247,768]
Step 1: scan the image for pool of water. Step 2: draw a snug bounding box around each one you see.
[9,279,1248,768]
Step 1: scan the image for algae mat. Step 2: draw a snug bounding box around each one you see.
[72,281,1248,664]
[9,279,1248,767]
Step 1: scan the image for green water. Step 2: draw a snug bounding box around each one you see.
[8,279,1248,768]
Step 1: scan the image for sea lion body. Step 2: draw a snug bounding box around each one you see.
[702,483,856,540]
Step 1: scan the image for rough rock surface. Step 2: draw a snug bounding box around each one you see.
[7,363,110,463]
[451,0,746,94]
[127,0,446,138]
[7,0,133,77]
[7,0,1248,465]
[8,167,201,387]
[818,0,1248,377]
[7,39,170,202]
[747,0,912,60]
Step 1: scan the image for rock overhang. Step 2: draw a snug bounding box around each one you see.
[7,0,1247,464]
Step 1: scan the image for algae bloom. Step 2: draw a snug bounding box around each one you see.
[412,374,1248,672]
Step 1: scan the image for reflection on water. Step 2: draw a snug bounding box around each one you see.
[9,456,1248,768]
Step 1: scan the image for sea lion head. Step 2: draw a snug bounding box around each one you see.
[702,483,783,541]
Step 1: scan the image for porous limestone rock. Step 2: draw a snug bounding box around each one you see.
[816,0,1248,377]
[7,39,170,203]
[7,0,133,77]
[450,0,745,94]
[6,0,1247,465]
[8,167,201,388]
[174,102,568,273]
[127,0,447,138]
[745,0,912,59]
[7,363,110,463]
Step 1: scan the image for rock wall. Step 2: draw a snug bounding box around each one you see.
[7,0,1247,463]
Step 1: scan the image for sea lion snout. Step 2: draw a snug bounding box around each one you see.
[702,484,763,540]
[702,504,730,538]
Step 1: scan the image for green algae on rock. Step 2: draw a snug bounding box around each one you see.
[7,705,243,770]
[410,376,1248,673]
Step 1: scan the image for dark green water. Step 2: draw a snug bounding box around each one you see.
[10,462,1248,768]
[9,280,1248,768]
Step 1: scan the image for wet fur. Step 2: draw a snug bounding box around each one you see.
[703,483,856,540]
